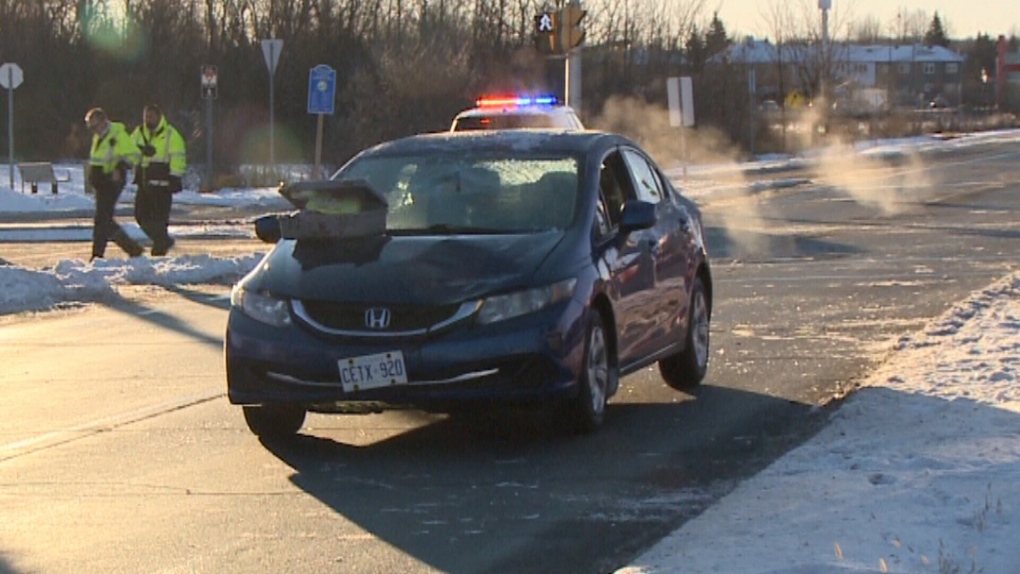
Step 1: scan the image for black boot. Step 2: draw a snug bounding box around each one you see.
[111,228,144,257]
[151,237,175,256]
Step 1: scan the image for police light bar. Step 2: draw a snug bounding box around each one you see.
[476,94,559,107]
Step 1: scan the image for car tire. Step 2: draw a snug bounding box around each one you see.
[659,276,710,390]
[242,404,306,438]
[568,312,616,434]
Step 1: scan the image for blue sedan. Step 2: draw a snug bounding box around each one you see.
[226,130,712,436]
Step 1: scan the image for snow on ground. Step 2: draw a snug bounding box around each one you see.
[0,162,291,213]
[0,254,265,315]
[619,272,1020,573]
[3,132,1020,573]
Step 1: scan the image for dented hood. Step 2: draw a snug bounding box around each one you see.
[249,231,570,305]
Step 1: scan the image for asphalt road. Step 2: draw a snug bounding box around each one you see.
[1,141,1019,573]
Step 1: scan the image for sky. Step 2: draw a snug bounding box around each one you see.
[714,0,1018,40]
[2,130,1020,573]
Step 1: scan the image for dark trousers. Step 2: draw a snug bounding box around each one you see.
[92,178,142,258]
[135,185,173,250]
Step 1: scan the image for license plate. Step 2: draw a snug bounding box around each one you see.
[338,351,408,392]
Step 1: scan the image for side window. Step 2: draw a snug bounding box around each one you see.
[621,149,663,203]
[598,151,634,229]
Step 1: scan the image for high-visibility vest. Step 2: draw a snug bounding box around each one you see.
[89,122,138,174]
[132,115,187,177]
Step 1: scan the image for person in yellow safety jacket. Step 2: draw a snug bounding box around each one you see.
[85,107,143,262]
[131,104,187,256]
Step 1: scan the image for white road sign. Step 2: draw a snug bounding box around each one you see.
[261,39,283,75]
[0,63,23,90]
[667,76,695,128]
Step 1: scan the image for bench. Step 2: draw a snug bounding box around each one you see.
[18,162,70,195]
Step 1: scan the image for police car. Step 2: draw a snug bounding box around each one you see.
[450,95,584,132]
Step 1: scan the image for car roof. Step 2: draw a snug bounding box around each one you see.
[360,129,624,158]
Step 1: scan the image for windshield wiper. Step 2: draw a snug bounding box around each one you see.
[389,224,513,236]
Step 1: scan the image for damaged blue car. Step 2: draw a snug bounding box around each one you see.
[226,129,712,437]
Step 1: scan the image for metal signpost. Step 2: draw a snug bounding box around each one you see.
[1,62,23,190]
[307,65,336,179]
[747,69,757,156]
[261,39,283,172]
[201,65,217,189]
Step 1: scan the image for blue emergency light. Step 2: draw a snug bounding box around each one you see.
[476,94,559,108]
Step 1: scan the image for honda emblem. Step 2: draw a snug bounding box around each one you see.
[365,308,391,329]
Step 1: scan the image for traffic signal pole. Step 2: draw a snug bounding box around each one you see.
[562,2,585,114]
[565,50,581,113]
[534,3,585,113]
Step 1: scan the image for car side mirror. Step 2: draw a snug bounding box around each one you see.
[619,200,656,234]
[254,215,282,244]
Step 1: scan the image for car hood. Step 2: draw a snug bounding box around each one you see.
[251,232,568,305]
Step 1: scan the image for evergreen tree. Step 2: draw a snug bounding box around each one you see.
[969,33,997,82]
[705,12,729,58]
[685,24,707,73]
[924,12,949,47]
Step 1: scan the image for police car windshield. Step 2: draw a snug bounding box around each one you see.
[452,114,561,131]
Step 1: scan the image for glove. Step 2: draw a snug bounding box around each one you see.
[114,161,129,183]
[169,175,182,194]
[140,144,156,157]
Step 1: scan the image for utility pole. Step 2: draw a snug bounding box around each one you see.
[819,0,830,104]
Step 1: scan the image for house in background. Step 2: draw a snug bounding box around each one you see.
[708,37,965,113]
[998,35,1020,108]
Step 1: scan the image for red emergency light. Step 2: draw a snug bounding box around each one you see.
[476,94,559,108]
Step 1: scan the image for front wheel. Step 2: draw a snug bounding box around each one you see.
[659,276,710,390]
[242,404,306,438]
[567,312,617,434]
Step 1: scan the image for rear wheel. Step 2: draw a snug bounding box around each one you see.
[659,276,710,390]
[568,312,617,433]
[242,404,306,438]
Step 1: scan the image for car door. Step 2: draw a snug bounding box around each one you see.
[593,150,659,367]
[618,147,691,359]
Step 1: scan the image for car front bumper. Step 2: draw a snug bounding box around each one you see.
[225,299,589,411]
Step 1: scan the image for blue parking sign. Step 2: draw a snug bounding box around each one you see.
[307,65,336,115]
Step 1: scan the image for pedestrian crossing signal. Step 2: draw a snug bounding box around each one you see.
[534,11,557,54]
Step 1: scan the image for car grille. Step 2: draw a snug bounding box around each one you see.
[295,300,467,336]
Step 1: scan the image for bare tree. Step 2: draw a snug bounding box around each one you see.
[889,6,928,43]
[852,14,883,44]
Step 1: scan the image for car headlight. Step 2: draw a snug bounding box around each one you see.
[230,285,292,327]
[476,279,577,324]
